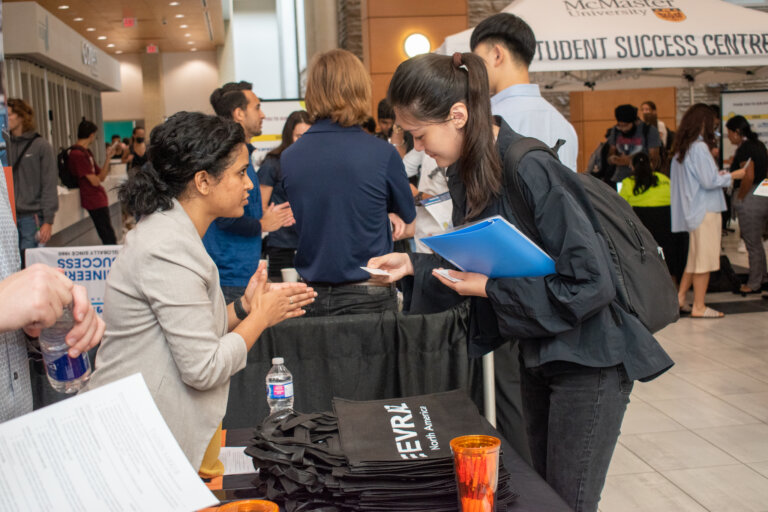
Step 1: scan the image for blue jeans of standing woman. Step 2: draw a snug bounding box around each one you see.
[17,214,40,266]
[521,362,633,512]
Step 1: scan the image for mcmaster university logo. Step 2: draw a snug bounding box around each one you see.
[653,8,686,22]
[564,1,686,19]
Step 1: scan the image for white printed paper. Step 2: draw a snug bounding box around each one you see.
[220,447,257,476]
[0,374,218,512]
[423,194,454,231]
[754,179,768,197]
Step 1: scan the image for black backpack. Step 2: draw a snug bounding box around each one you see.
[57,146,79,189]
[502,137,679,333]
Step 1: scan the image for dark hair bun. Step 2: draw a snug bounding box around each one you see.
[119,111,245,217]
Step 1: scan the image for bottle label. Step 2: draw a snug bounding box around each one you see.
[45,353,89,381]
[268,382,294,399]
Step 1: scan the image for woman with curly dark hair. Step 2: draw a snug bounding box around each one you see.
[671,104,746,318]
[80,112,315,474]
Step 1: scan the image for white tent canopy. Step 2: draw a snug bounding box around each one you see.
[439,0,768,90]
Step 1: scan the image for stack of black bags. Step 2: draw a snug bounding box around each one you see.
[245,389,518,511]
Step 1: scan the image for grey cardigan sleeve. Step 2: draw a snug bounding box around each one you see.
[39,139,59,224]
[139,247,248,391]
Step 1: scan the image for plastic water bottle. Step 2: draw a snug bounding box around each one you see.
[39,305,92,393]
[266,357,294,416]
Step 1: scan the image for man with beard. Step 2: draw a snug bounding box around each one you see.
[608,104,661,183]
[204,81,294,302]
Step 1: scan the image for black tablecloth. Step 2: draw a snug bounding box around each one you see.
[222,303,530,463]
[214,427,572,512]
[223,304,472,429]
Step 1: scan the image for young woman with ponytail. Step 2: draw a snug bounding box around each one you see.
[726,115,768,294]
[80,112,315,475]
[367,53,672,512]
[619,152,688,283]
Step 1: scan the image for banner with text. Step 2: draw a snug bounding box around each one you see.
[26,245,121,315]
[441,0,768,72]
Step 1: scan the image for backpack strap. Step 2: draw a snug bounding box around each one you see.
[501,137,558,245]
[12,133,40,172]
[552,138,566,155]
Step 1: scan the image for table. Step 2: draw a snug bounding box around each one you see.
[205,427,572,512]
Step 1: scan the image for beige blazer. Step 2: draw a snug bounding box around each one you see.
[81,199,247,470]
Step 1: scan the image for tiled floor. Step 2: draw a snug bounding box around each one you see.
[599,230,768,512]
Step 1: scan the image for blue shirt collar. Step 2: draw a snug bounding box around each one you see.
[306,118,365,134]
[491,83,542,107]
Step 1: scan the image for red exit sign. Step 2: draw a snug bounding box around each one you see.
[146,44,159,54]
[123,17,136,28]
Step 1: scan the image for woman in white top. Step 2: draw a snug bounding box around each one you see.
[670,104,745,318]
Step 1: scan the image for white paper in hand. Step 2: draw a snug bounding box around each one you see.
[434,268,462,282]
[0,373,218,512]
[360,266,391,276]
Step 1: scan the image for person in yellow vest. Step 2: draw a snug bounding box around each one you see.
[620,152,689,293]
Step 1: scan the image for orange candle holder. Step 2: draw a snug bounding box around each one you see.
[216,499,279,512]
[450,435,501,512]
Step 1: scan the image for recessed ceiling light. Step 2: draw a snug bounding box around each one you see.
[190,48,197,52]
[86,27,95,31]
[175,14,184,18]
[73,17,83,21]
[169,1,180,5]
[107,43,115,48]
[184,33,191,37]
[97,36,107,40]
[58,5,70,9]
[187,41,194,45]
[115,50,123,54]
[180,24,188,28]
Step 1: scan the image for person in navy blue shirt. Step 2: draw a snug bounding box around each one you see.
[258,110,312,281]
[204,81,295,303]
[281,49,416,316]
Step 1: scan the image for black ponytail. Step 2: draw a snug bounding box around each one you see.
[388,52,501,220]
[725,115,758,142]
[631,151,657,195]
[119,111,245,217]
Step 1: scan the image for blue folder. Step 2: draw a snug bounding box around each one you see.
[419,215,555,278]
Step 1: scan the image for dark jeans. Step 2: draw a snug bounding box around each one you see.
[87,207,117,245]
[521,363,633,512]
[266,246,296,282]
[221,286,245,304]
[17,214,39,267]
[304,283,397,317]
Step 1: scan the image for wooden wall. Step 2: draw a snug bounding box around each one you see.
[570,87,677,172]
[361,0,468,117]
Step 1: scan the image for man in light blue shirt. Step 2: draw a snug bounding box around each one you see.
[471,13,579,172]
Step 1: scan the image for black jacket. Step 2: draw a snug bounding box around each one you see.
[409,120,672,382]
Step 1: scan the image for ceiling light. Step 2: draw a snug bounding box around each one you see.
[97,36,107,40]
[190,48,197,52]
[180,24,188,28]
[404,33,431,58]
[107,43,115,48]
[86,27,95,31]
[58,5,70,9]
[73,17,83,21]
[169,1,180,5]
[175,14,184,18]
[115,50,123,54]
[187,41,194,45]
[185,33,191,37]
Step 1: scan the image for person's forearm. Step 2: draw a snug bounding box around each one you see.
[233,314,269,351]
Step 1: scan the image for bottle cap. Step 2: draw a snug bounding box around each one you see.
[272,357,284,365]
